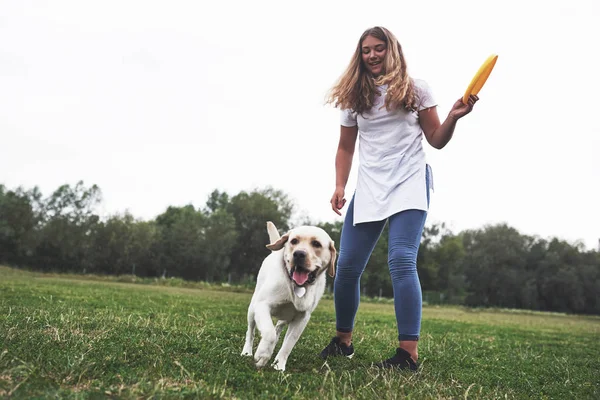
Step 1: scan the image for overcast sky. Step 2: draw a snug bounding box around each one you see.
[1,0,599,250]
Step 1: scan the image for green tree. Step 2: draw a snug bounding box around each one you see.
[434,233,466,300]
[155,205,205,280]
[0,186,38,265]
[226,188,293,281]
[463,224,530,308]
[89,212,159,276]
[34,182,102,272]
[204,190,230,214]
[536,239,588,313]
[202,208,237,282]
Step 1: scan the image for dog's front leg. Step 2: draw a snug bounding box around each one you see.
[253,302,277,368]
[272,311,310,372]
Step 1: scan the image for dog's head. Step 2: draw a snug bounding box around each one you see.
[266,225,337,286]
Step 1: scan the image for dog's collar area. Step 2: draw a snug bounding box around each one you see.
[293,286,306,298]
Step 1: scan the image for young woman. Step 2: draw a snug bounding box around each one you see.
[320,26,479,370]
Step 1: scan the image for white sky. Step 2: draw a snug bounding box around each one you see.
[1,0,599,250]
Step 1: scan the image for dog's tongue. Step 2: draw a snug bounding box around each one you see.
[292,270,309,286]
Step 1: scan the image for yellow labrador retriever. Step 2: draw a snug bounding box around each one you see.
[241,221,336,371]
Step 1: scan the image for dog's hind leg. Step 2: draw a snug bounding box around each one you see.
[241,307,255,356]
[274,320,288,344]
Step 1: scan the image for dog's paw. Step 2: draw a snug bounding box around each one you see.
[241,344,253,356]
[272,359,286,372]
[254,354,270,368]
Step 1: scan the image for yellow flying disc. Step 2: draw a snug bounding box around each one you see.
[462,54,498,104]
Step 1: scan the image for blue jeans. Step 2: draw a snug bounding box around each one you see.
[334,168,430,341]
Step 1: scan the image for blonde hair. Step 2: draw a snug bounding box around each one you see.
[326,26,418,115]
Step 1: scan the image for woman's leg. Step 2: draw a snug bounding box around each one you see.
[385,169,430,362]
[334,196,387,345]
[386,208,428,361]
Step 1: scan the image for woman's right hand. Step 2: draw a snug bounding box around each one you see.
[330,186,346,216]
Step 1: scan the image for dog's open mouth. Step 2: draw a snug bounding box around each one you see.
[290,266,316,286]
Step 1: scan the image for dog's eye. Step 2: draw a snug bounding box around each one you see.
[290,238,299,245]
[311,240,322,248]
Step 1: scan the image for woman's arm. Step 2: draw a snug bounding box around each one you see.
[331,125,358,215]
[335,125,358,188]
[420,94,479,149]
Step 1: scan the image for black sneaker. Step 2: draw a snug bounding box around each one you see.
[374,348,419,371]
[319,336,355,359]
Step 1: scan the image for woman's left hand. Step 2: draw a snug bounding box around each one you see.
[448,94,479,120]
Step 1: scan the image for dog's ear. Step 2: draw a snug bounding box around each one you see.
[266,221,280,243]
[328,240,337,277]
[266,233,289,251]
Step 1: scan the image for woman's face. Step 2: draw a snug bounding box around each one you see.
[361,35,387,77]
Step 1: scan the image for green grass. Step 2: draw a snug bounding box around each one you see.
[1,266,599,399]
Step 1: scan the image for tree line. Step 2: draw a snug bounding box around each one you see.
[1,181,598,315]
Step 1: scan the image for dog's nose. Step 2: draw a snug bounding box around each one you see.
[293,250,307,260]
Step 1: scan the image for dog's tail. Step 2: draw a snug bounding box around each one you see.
[266,221,280,244]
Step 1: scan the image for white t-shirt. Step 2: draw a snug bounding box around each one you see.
[340,78,437,225]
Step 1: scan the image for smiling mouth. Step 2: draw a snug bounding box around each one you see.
[290,265,317,286]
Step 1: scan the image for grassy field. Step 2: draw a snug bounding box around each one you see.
[1,266,599,399]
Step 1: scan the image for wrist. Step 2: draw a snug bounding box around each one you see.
[447,113,460,123]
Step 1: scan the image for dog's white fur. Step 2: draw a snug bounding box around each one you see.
[241,221,336,371]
